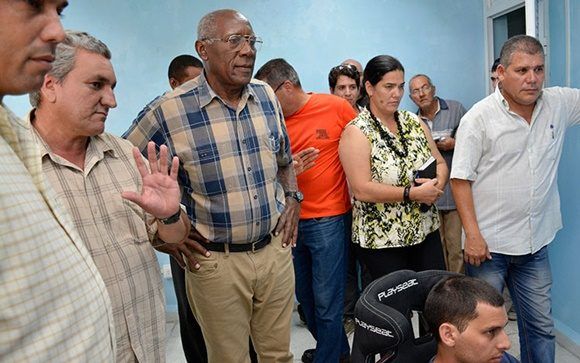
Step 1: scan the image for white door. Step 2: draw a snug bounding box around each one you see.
[483,0,548,93]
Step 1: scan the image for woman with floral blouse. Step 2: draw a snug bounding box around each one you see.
[339,55,447,280]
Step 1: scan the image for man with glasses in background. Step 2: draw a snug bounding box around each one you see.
[256,58,356,363]
[409,74,467,274]
[124,9,298,362]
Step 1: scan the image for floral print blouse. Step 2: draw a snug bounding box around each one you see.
[349,108,439,249]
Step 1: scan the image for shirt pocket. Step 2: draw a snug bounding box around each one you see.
[186,251,221,279]
[258,133,280,182]
[532,137,558,168]
[107,192,151,245]
[533,122,559,161]
[184,143,226,196]
[266,132,280,153]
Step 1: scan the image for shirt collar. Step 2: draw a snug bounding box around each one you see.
[494,87,545,112]
[417,97,444,119]
[1,103,30,130]
[89,134,118,158]
[0,104,22,153]
[29,109,118,168]
[494,86,510,110]
[197,71,258,109]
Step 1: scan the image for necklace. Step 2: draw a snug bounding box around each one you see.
[367,107,409,158]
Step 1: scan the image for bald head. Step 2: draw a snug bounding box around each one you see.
[342,58,363,85]
[342,59,362,73]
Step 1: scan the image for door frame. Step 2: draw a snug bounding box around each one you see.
[483,0,549,92]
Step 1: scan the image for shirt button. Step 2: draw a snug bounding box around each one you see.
[256,222,260,226]
[247,167,252,172]
[253,195,258,200]
[242,140,246,144]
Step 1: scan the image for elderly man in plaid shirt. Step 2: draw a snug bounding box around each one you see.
[124,9,300,363]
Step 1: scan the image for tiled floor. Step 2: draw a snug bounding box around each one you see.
[166,311,580,362]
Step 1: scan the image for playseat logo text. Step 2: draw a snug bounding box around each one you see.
[377,278,419,301]
[354,317,394,338]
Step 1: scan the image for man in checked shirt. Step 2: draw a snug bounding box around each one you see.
[29,30,190,362]
[124,9,300,363]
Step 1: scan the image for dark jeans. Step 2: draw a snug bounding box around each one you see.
[171,258,258,363]
[294,213,351,362]
[466,246,555,363]
[356,230,446,281]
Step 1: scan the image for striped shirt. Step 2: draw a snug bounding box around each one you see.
[32,126,166,363]
[0,104,115,362]
[124,73,292,244]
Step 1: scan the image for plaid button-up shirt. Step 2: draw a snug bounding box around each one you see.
[33,126,166,363]
[0,105,115,361]
[124,74,292,244]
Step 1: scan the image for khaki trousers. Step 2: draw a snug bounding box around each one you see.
[185,234,294,363]
[438,209,464,273]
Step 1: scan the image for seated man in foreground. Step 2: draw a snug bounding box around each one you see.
[424,275,519,363]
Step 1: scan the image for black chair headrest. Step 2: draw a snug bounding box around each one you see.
[352,270,460,363]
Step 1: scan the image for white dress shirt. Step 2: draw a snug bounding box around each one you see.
[451,87,580,255]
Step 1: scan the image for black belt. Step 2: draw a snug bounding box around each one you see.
[203,234,272,253]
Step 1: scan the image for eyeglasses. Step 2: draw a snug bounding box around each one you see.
[273,81,286,93]
[410,84,432,96]
[202,34,263,51]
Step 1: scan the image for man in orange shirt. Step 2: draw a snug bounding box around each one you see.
[256,59,356,363]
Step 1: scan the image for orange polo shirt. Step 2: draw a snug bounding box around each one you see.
[285,93,356,219]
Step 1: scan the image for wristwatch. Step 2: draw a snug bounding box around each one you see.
[285,191,304,203]
[158,209,181,225]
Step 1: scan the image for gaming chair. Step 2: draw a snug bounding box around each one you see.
[351,269,460,363]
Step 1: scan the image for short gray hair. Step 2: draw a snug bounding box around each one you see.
[254,58,302,90]
[408,74,433,91]
[30,30,111,107]
[197,9,249,40]
[499,35,544,68]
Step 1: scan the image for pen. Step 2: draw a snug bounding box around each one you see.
[550,124,554,139]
